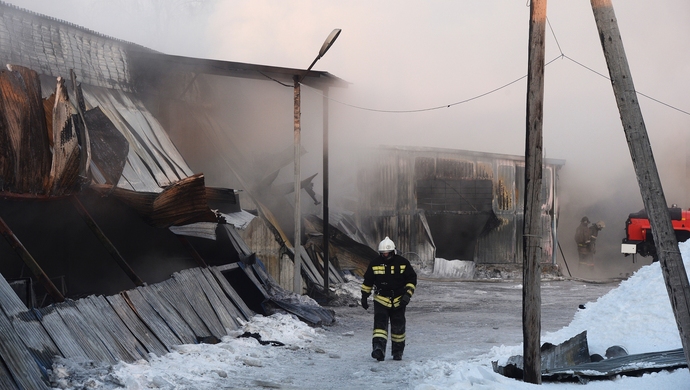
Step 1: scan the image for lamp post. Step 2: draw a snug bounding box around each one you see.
[293,29,341,294]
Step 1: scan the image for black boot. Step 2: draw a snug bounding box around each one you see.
[371,349,385,361]
[392,352,402,361]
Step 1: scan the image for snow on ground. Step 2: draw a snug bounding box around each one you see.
[48,243,690,389]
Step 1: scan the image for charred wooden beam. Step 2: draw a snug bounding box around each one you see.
[0,216,64,303]
[71,196,145,288]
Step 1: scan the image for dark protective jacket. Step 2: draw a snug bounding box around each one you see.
[361,253,417,309]
[575,222,591,247]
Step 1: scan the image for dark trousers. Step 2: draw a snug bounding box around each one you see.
[372,301,406,356]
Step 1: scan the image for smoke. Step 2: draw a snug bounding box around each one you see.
[8,0,690,280]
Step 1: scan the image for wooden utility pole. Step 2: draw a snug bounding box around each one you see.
[591,0,690,365]
[523,0,547,384]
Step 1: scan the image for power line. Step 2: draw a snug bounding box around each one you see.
[286,15,690,118]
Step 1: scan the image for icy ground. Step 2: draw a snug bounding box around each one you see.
[48,243,690,389]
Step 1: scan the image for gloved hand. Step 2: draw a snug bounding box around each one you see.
[361,295,369,310]
[400,293,411,307]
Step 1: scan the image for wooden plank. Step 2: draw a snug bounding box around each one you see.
[152,279,212,339]
[54,300,116,363]
[38,305,89,360]
[210,267,254,321]
[173,270,226,338]
[77,296,147,362]
[0,307,49,389]
[198,268,241,330]
[106,292,170,356]
[133,286,196,345]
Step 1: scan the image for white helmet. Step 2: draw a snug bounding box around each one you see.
[378,236,396,253]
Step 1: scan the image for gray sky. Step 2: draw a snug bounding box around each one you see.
[8,0,690,274]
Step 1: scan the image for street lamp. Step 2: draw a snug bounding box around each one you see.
[293,29,341,294]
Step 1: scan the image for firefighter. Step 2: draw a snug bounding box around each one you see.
[588,220,606,256]
[575,216,592,264]
[360,236,417,361]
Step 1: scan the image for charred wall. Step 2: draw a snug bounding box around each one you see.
[357,146,563,267]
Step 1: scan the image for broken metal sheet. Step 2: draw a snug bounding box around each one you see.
[199,267,244,327]
[303,214,376,276]
[91,173,216,228]
[250,262,336,326]
[105,292,169,357]
[542,348,687,382]
[117,158,162,192]
[0,272,29,316]
[541,331,591,370]
[128,286,197,346]
[304,244,345,285]
[151,279,213,339]
[47,77,81,196]
[0,360,19,390]
[0,308,50,389]
[81,86,193,188]
[9,310,61,371]
[83,106,129,186]
[169,222,218,240]
[221,210,256,230]
[53,300,117,363]
[75,296,147,362]
[37,305,90,361]
[206,187,240,214]
[193,267,242,331]
[173,269,227,338]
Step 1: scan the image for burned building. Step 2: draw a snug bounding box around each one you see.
[356,145,565,276]
[0,3,341,388]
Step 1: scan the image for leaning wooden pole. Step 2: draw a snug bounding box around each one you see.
[71,196,145,287]
[0,216,65,303]
[591,0,690,365]
[523,0,547,384]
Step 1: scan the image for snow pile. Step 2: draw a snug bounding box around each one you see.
[48,243,690,389]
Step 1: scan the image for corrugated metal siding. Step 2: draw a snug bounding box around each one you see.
[358,146,563,266]
[0,308,49,389]
[238,216,287,289]
[0,1,150,92]
[80,86,194,191]
[0,267,259,389]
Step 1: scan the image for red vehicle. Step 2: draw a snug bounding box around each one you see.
[622,206,690,261]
